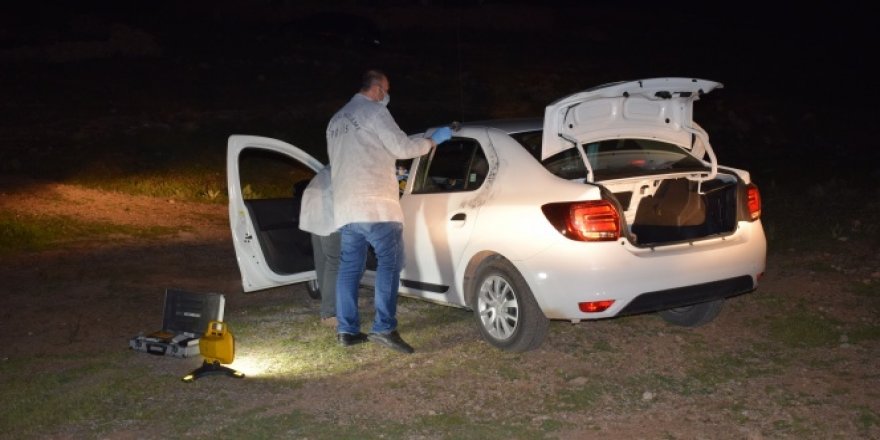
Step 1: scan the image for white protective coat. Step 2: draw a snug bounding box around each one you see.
[298,165,336,237]
[327,93,432,227]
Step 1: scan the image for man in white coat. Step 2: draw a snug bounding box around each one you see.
[327,70,452,353]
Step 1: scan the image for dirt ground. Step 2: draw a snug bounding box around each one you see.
[1,175,878,439]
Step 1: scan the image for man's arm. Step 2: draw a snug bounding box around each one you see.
[373,109,434,159]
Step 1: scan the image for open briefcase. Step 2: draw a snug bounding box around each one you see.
[129,288,225,358]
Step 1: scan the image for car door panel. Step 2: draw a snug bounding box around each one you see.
[227,135,324,292]
[243,198,313,275]
[399,130,495,306]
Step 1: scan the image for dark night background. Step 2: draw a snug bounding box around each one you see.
[1,1,876,192]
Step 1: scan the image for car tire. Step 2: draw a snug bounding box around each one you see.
[658,298,724,327]
[469,258,548,352]
[306,279,321,300]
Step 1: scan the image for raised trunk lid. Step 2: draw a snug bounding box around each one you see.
[542,78,722,183]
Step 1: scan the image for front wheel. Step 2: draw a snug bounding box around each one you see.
[469,258,548,352]
[658,298,724,327]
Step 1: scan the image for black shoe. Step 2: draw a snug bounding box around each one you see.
[368,330,414,354]
[337,332,368,347]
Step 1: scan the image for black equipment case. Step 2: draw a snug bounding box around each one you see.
[129,288,226,358]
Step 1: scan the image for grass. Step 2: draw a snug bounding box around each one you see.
[0,211,178,254]
[0,353,171,438]
[45,126,232,203]
[857,406,880,433]
[2,285,876,439]
[624,347,787,398]
[849,281,880,299]
[0,298,567,439]
[849,324,880,344]
[62,133,320,204]
[63,136,228,204]
[72,166,229,204]
[767,304,841,348]
[553,382,606,410]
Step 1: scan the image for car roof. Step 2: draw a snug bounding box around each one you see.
[457,118,542,134]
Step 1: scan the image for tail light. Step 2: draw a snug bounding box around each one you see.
[579,300,615,313]
[542,200,621,242]
[746,183,762,221]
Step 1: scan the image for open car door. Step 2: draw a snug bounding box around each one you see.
[227,135,324,292]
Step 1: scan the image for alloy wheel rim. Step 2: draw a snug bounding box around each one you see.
[477,275,519,340]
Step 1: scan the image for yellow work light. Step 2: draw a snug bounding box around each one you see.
[182,321,244,382]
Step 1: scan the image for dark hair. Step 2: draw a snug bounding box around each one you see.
[360,69,386,91]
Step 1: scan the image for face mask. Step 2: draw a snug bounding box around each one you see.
[379,93,390,107]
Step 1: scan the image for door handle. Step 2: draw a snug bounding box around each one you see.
[450,213,466,221]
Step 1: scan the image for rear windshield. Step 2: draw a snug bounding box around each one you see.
[511,131,708,181]
[582,138,709,180]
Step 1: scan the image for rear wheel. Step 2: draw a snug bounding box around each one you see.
[658,298,724,327]
[469,258,548,352]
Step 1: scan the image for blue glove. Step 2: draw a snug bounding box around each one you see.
[430,126,452,145]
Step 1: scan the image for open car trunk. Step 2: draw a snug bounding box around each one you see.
[610,173,743,247]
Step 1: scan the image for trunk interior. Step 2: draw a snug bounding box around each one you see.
[609,175,740,246]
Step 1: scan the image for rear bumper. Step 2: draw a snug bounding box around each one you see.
[515,220,766,320]
[616,275,755,316]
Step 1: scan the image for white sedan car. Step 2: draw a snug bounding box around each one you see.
[227,77,766,352]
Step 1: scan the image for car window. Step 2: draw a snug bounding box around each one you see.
[238,147,314,200]
[412,138,488,194]
[515,132,709,182]
[510,130,543,162]
[543,148,587,180]
[511,129,588,180]
[395,158,412,196]
[584,138,708,180]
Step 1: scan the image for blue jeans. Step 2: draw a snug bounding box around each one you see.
[335,222,404,335]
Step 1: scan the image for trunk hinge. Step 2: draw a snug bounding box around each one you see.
[558,133,596,183]
[683,125,717,193]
